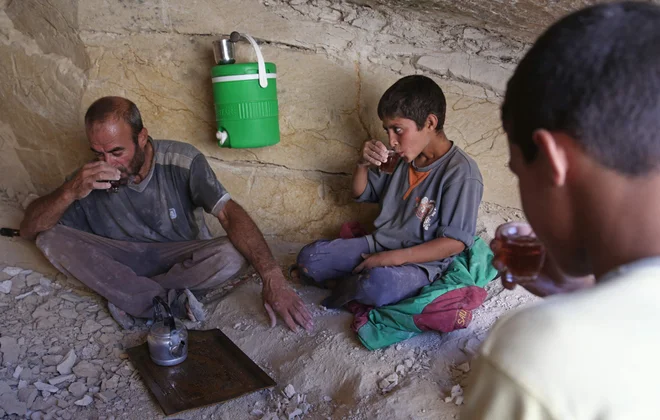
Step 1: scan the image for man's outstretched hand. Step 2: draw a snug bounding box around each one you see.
[262,273,313,332]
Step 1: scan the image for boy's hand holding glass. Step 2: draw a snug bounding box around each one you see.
[358,140,390,168]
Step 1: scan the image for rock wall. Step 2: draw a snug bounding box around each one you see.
[0,0,529,241]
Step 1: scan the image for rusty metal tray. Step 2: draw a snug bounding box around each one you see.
[127,328,276,415]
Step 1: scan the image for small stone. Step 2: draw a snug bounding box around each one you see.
[68,382,87,398]
[32,303,51,319]
[0,392,27,416]
[72,361,100,378]
[2,267,22,276]
[34,382,58,393]
[15,291,34,300]
[378,373,399,393]
[101,375,119,391]
[18,380,27,389]
[323,396,332,402]
[31,411,43,420]
[456,362,471,373]
[60,293,82,303]
[96,390,116,403]
[395,364,405,375]
[48,374,75,386]
[33,284,52,297]
[288,408,303,419]
[251,408,264,416]
[57,398,69,408]
[444,396,453,403]
[282,384,296,399]
[0,336,19,365]
[13,366,23,379]
[25,273,42,287]
[0,381,11,395]
[81,320,102,334]
[395,344,402,351]
[42,355,63,366]
[59,309,78,320]
[455,395,464,406]
[0,280,11,294]
[74,395,93,406]
[17,387,37,406]
[404,359,414,368]
[31,396,55,411]
[451,384,464,397]
[42,390,51,398]
[99,318,115,326]
[17,338,24,346]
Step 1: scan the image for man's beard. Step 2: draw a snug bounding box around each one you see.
[118,144,146,183]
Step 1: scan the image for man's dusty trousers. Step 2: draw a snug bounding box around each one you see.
[36,225,249,318]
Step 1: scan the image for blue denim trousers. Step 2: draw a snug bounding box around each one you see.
[296,237,429,308]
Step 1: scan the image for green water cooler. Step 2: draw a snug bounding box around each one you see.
[211,32,280,148]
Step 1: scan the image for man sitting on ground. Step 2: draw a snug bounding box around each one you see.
[21,96,313,332]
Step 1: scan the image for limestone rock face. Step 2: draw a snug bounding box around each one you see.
[2,0,596,240]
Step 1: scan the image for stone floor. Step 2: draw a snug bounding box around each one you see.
[0,191,537,419]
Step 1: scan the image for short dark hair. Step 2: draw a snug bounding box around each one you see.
[84,96,144,144]
[502,2,660,176]
[377,75,446,132]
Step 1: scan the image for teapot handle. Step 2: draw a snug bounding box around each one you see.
[152,296,176,332]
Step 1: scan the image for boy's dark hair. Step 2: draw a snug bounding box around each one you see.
[502,2,660,176]
[377,75,446,132]
[84,96,144,145]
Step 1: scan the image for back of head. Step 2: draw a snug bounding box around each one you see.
[502,2,660,176]
[378,75,447,132]
[85,96,144,144]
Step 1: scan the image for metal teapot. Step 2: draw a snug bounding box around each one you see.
[147,296,188,366]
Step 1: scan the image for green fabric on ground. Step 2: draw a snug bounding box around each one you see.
[357,237,497,350]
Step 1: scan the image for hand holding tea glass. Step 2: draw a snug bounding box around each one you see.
[491,222,595,296]
[491,222,546,290]
[358,140,400,174]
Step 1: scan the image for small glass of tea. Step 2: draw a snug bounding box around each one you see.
[380,150,400,174]
[98,179,120,193]
[493,222,546,289]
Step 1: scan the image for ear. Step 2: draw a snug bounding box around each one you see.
[532,129,568,187]
[138,127,149,148]
[425,114,438,131]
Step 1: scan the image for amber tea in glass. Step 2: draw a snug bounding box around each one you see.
[98,179,121,193]
[495,222,545,285]
[381,150,400,174]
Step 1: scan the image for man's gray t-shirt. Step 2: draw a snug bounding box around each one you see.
[357,143,483,281]
[60,139,230,242]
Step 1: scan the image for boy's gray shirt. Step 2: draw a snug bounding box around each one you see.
[357,143,483,281]
[60,139,230,242]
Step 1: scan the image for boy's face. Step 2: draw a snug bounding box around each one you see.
[382,116,433,162]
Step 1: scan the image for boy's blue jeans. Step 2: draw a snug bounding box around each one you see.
[296,237,429,308]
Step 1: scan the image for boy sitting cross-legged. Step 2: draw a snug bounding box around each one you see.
[294,75,484,309]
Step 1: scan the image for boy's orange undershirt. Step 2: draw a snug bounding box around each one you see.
[403,166,431,200]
